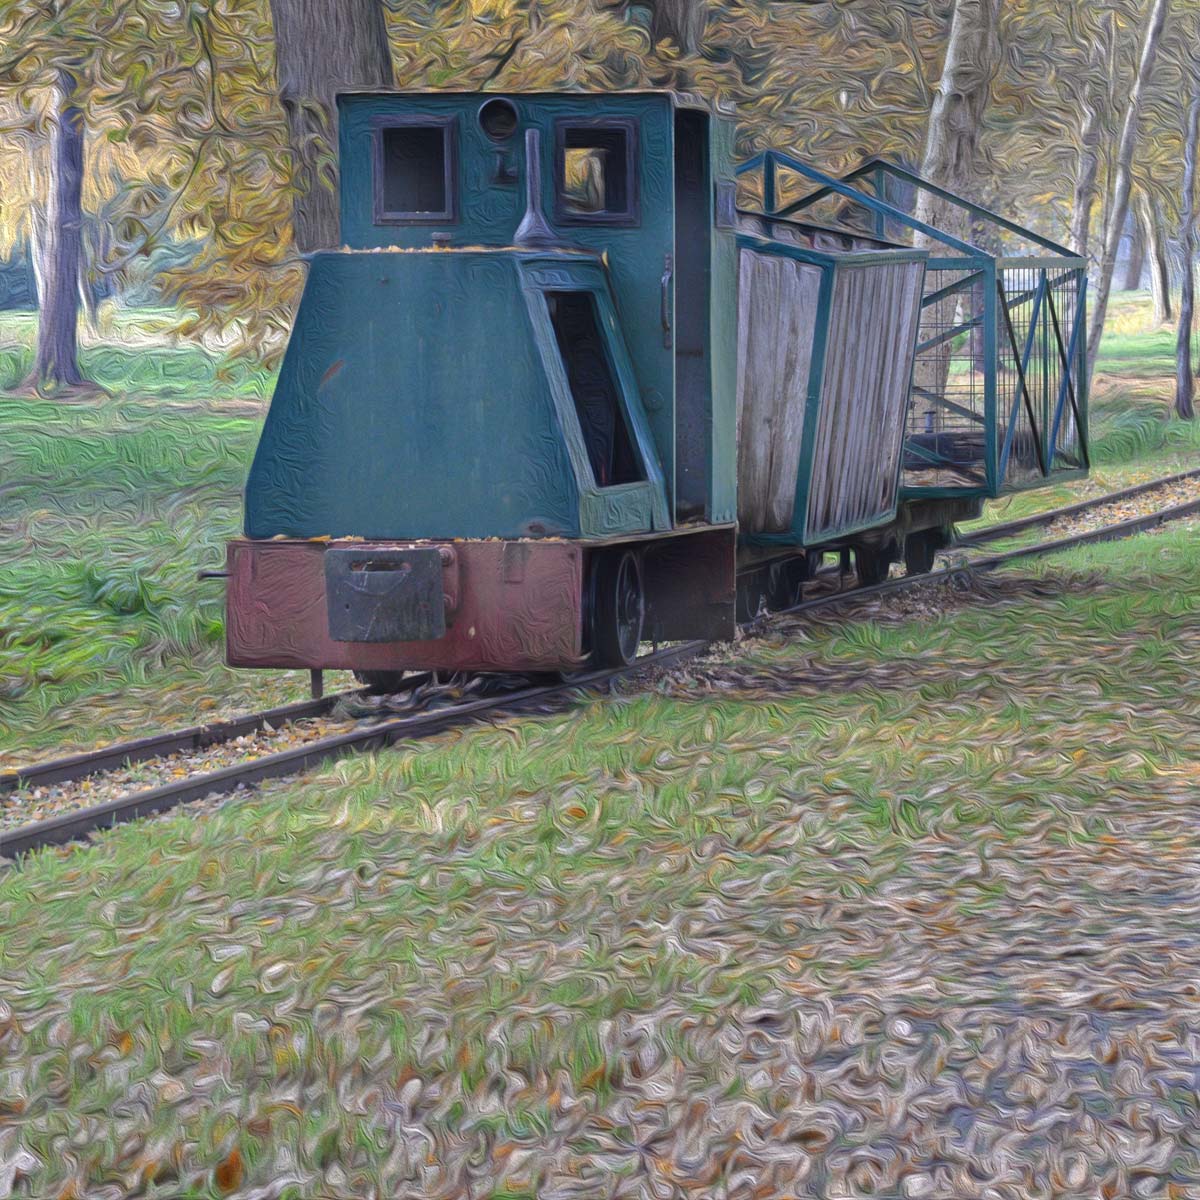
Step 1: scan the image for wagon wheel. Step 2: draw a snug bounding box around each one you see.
[767,557,808,611]
[854,544,892,588]
[591,549,645,668]
[904,529,941,576]
[736,571,768,623]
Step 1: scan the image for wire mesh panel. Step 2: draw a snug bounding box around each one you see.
[1046,269,1088,472]
[996,263,1088,488]
[903,261,990,491]
[996,265,1047,487]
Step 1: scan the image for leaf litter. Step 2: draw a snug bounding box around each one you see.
[1,532,1200,1197]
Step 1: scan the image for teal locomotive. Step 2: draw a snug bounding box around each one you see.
[225,90,1088,681]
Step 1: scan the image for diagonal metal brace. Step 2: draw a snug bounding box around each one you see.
[1045,281,1091,469]
[997,280,1048,477]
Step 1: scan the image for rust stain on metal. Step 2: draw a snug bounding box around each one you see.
[227,538,584,672]
[319,358,346,387]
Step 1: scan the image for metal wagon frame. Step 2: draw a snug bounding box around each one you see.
[737,151,1090,501]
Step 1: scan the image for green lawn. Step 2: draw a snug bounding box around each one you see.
[0,309,343,766]
[1,525,1198,1196]
[3,295,1200,1194]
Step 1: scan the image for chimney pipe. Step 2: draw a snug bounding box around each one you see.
[514,128,556,249]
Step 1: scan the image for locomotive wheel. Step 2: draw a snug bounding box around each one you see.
[854,544,892,587]
[591,549,645,668]
[904,529,942,576]
[353,670,410,694]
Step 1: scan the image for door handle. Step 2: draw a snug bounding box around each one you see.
[661,254,673,349]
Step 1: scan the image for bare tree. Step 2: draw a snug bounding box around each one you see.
[910,0,1003,400]
[1137,187,1173,323]
[1176,89,1199,419]
[1122,212,1147,289]
[1087,0,1170,373]
[267,0,393,253]
[23,69,87,392]
[647,0,707,54]
[913,0,1003,241]
[1069,50,1106,258]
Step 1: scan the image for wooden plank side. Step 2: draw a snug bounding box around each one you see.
[735,249,822,533]
[806,261,921,538]
[878,261,925,506]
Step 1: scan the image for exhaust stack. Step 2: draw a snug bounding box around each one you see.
[514,128,556,249]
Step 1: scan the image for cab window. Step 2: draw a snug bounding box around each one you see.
[554,120,638,226]
[373,118,457,223]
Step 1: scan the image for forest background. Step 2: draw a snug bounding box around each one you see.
[0,0,1196,408]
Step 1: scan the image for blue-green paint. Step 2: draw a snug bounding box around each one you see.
[338,92,680,505]
[244,249,666,541]
[334,90,741,532]
[517,256,670,535]
[708,115,739,526]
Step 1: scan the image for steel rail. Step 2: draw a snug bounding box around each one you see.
[956,465,1200,549]
[0,646,705,859]
[0,690,366,795]
[17,466,1192,801]
[5,492,1200,861]
[788,495,1200,615]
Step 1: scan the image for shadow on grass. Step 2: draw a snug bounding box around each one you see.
[674,569,1122,699]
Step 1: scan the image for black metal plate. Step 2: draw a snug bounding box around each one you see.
[325,547,445,643]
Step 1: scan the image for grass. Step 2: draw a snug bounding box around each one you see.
[1,292,1200,1193]
[1,525,1198,1194]
[2,287,1197,755]
[2,292,1197,761]
[0,307,350,765]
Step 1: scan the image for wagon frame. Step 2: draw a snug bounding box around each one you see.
[738,151,1090,501]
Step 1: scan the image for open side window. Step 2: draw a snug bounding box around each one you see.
[545,290,645,488]
[373,117,457,224]
[554,119,639,226]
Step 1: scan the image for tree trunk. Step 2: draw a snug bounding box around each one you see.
[648,0,706,55]
[1122,210,1146,289]
[1069,66,1104,259]
[911,0,1004,408]
[913,0,1003,238]
[1176,92,1199,420]
[1138,188,1173,324]
[24,70,86,391]
[267,0,393,253]
[1087,0,1170,373]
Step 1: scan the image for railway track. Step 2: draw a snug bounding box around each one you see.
[955,464,1200,548]
[4,476,1200,861]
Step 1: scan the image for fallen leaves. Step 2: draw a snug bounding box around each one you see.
[3,526,1200,1196]
[214,1148,243,1194]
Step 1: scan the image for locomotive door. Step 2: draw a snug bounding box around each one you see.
[672,107,712,522]
[544,95,679,517]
